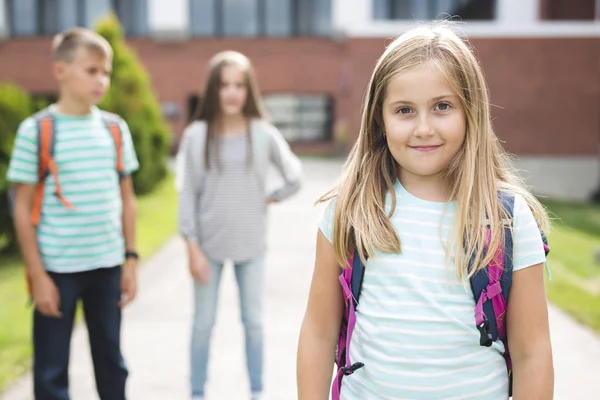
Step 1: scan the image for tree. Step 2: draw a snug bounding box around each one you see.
[96,13,170,194]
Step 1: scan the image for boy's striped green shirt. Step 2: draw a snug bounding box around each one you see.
[7,105,139,273]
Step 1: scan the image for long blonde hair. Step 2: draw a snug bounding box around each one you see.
[193,51,268,169]
[319,22,550,280]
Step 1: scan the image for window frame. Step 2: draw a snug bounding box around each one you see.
[189,0,332,38]
[262,93,335,144]
[110,0,149,37]
[374,0,497,21]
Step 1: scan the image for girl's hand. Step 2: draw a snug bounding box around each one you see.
[188,242,211,284]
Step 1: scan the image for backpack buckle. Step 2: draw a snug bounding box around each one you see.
[477,319,493,347]
[341,362,364,376]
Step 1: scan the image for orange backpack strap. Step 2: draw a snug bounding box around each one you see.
[27,110,54,299]
[101,112,125,178]
[30,109,74,226]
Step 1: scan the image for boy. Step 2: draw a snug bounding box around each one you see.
[7,27,139,400]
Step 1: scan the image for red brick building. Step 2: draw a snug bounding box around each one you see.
[0,0,598,200]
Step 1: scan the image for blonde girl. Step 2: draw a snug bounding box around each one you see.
[297,22,553,400]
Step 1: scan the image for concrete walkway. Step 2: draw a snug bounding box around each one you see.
[3,158,600,399]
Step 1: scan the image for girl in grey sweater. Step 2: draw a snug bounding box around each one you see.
[177,51,302,400]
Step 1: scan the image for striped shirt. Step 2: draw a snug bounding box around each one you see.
[319,180,547,399]
[7,105,139,273]
[177,119,302,262]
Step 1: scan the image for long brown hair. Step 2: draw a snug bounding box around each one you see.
[193,51,268,169]
[319,21,550,280]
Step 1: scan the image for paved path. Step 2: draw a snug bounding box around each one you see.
[3,158,600,399]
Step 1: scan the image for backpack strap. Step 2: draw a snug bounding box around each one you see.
[100,111,125,178]
[469,193,551,397]
[470,193,515,347]
[469,193,551,346]
[30,108,73,226]
[468,193,515,395]
[350,250,366,303]
[332,251,365,400]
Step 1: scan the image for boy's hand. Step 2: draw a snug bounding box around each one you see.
[188,243,210,284]
[120,259,137,308]
[32,271,62,318]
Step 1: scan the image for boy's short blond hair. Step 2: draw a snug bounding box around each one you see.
[52,27,113,63]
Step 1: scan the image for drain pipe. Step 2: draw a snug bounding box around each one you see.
[593,1,600,202]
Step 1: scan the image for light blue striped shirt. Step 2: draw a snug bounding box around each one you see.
[319,180,546,399]
[7,105,139,273]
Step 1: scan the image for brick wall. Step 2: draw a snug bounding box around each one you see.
[341,37,600,156]
[0,35,598,156]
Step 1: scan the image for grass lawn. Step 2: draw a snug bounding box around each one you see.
[0,256,30,394]
[541,199,600,333]
[0,174,178,393]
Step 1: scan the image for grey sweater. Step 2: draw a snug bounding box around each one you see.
[177,119,303,262]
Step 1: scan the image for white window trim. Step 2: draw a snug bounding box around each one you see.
[343,21,600,38]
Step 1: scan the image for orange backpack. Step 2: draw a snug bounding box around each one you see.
[12,108,125,298]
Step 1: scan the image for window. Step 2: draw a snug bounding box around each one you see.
[223,0,258,36]
[83,0,111,30]
[187,95,202,123]
[310,0,333,35]
[7,0,149,37]
[263,94,333,142]
[111,0,148,36]
[7,0,44,36]
[8,0,88,36]
[295,0,333,36]
[5,0,13,35]
[38,0,60,35]
[185,93,333,142]
[190,0,216,36]
[189,0,332,37]
[542,0,596,21]
[373,0,496,20]
[264,0,292,36]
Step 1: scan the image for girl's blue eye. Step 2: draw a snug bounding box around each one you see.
[435,102,451,111]
[396,107,412,114]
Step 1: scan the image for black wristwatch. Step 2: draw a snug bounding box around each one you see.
[125,250,139,260]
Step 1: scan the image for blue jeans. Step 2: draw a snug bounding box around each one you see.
[33,266,128,400]
[190,257,264,398]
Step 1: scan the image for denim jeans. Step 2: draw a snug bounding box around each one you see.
[33,266,128,400]
[190,257,264,398]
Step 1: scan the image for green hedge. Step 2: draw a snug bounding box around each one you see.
[96,13,170,195]
[0,83,34,253]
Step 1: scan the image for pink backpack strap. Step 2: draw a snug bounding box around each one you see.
[474,228,508,344]
[332,253,364,400]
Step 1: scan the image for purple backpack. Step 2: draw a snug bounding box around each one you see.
[332,194,550,399]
